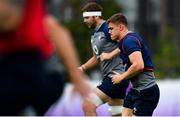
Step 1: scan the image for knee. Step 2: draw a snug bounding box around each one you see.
[82,98,96,111]
[82,92,104,112]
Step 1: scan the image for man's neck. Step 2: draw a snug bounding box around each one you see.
[95,19,104,31]
[119,29,129,40]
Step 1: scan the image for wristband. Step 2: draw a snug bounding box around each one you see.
[81,65,86,71]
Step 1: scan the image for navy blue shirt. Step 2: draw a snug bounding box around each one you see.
[118,32,154,71]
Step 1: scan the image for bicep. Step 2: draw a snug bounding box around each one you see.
[129,51,144,65]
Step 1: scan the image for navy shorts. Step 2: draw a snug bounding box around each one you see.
[123,84,160,116]
[97,76,129,99]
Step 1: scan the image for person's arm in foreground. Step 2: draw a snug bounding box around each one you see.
[44,15,92,97]
[112,51,144,84]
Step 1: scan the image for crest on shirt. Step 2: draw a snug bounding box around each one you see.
[94,32,105,40]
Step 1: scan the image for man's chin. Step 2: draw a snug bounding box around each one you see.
[89,26,95,29]
[110,37,115,40]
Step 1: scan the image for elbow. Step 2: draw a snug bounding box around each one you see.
[139,64,144,71]
[138,63,144,71]
[134,62,144,72]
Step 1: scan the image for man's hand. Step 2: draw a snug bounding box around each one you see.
[100,52,112,61]
[78,65,86,72]
[78,66,83,71]
[111,71,123,84]
[100,48,119,61]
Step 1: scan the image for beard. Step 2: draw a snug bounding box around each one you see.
[86,17,96,29]
[89,23,96,29]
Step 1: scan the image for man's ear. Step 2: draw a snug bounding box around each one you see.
[94,16,101,20]
[119,24,124,31]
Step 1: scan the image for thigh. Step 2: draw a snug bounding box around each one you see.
[133,85,160,116]
[97,77,129,99]
[122,107,133,116]
[93,87,110,103]
[123,89,135,110]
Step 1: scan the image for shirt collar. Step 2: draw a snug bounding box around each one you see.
[95,20,105,32]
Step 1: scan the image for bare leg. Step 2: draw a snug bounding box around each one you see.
[122,107,133,116]
[82,88,110,116]
[82,98,97,116]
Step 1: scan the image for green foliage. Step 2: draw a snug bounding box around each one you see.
[153,27,180,79]
[63,21,92,63]
[100,0,122,20]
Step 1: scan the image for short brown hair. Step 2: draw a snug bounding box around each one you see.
[81,2,103,12]
[107,13,128,27]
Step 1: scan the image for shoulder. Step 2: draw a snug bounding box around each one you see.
[123,37,135,46]
[124,33,141,45]
[97,22,111,40]
[123,35,142,50]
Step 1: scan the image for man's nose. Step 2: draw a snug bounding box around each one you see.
[83,19,86,23]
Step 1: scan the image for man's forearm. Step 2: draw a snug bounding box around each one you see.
[81,55,98,71]
[44,16,82,79]
[110,48,119,58]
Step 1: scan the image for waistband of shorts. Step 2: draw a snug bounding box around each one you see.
[132,83,157,92]
[143,67,153,72]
